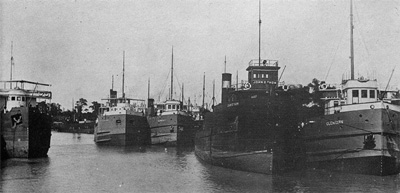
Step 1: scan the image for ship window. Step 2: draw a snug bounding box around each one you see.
[361,90,367,98]
[261,74,264,78]
[22,97,25,101]
[352,90,359,98]
[17,97,21,101]
[11,96,15,101]
[172,105,176,109]
[167,105,171,110]
[334,101,339,107]
[265,74,268,78]
[370,90,375,98]
[341,101,345,106]
[253,74,256,78]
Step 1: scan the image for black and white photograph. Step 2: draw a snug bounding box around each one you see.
[1,0,400,192]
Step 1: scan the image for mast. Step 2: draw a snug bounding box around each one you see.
[10,41,14,89]
[224,56,226,73]
[112,75,114,90]
[258,0,261,66]
[212,79,215,107]
[350,0,355,80]
[202,72,205,109]
[170,46,174,100]
[236,70,238,91]
[148,78,150,100]
[182,83,184,104]
[122,51,125,99]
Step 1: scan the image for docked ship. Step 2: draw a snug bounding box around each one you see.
[302,0,400,176]
[147,48,195,146]
[194,3,305,174]
[94,51,150,146]
[0,80,52,158]
[194,59,306,174]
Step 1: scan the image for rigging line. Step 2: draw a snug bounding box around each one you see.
[158,70,171,101]
[324,26,347,81]
[354,1,372,75]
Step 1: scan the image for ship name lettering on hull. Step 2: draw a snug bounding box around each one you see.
[326,120,344,126]
[227,102,239,107]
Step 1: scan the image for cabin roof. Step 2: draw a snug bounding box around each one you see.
[0,80,51,86]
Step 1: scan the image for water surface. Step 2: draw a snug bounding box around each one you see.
[1,132,400,192]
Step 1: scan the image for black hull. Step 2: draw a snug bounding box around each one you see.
[1,107,51,158]
[195,146,274,174]
[195,90,305,174]
[308,155,399,176]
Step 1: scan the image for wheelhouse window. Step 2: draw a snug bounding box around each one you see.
[361,90,368,98]
[334,101,339,107]
[17,97,21,101]
[11,96,16,101]
[172,105,176,110]
[352,90,359,98]
[370,90,375,98]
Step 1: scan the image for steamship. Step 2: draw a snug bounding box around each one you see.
[302,0,400,176]
[1,80,52,158]
[94,52,150,146]
[147,48,195,146]
[194,57,306,174]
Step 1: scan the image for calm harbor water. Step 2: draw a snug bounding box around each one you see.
[2,132,400,193]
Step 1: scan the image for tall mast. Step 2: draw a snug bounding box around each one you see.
[258,0,261,66]
[202,72,205,109]
[10,41,13,89]
[350,0,355,80]
[122,51,125,98]
[170,46,174,100]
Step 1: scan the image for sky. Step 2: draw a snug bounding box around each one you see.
[1,0,400,110]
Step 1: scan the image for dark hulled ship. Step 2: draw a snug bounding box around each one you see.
[1,80,52,158]
[195,59,305,174]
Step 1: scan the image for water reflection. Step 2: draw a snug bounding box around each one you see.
[2,132,400,192]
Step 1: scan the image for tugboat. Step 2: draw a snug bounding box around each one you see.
[0,80,52,158]
[94,51,150,146]
[302,0,400,176]
[147,48,195,146]
[194,2,305,174]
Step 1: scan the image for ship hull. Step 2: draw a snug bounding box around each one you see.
[147,114,195,145]
[94,113,150,146]
[304,102,400,175]
[1,107,51,158]
[195,93,304,174]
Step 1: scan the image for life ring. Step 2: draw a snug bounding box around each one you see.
[282,85,289,91]
[319,83,327,90]
[370,105,375,109]
[244,82,251,90]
